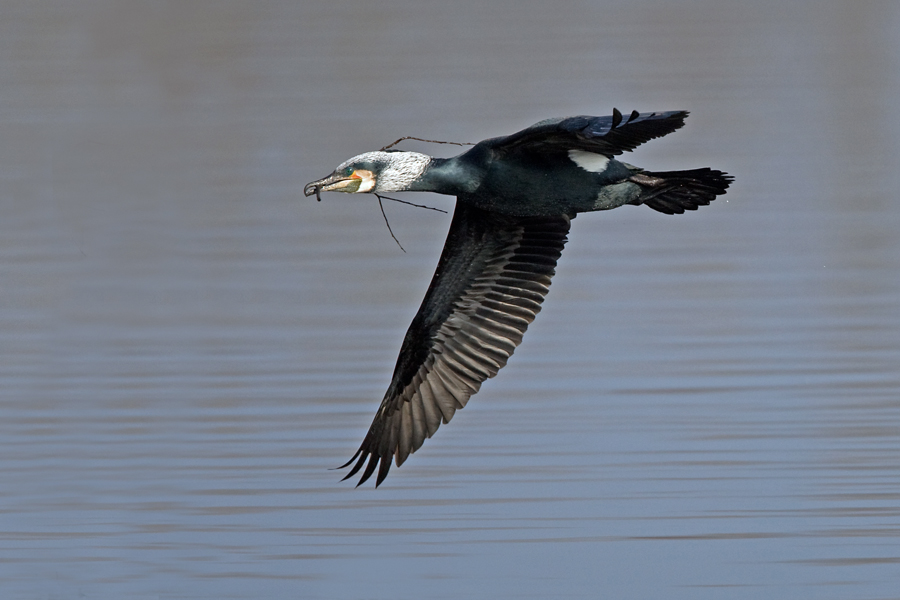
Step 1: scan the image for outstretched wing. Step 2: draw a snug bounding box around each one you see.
[341,202,572,486]
[486,108,688,157]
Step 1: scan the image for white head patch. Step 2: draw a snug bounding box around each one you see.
[338,151,432,193]
[568,150,610,173]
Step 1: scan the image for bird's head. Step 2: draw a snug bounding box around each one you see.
[304,151,432,198]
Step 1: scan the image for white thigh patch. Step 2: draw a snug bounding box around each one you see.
[568,150,610,173]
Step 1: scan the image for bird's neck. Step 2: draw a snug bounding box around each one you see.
[405,156,482,196]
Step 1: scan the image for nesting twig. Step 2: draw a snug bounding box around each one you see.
[380,136,475,152]
[375,194,448,214]
[376,195,405,253]
[374,194,450,253]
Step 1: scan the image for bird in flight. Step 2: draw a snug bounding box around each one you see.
[305,109,732,486]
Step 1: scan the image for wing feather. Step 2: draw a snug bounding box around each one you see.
[341,202,571,485]
[486,108,688,157]
[417,378,443,438]
[408,382,428,449]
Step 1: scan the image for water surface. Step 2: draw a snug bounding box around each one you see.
[1,2,899,599]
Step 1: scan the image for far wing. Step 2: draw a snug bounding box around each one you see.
[486,108,688,157]
[340,202,572,486]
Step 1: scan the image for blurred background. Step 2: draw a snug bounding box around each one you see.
[1,1,899,599]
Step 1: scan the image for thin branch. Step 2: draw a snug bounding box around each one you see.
[375,194,448,214]
[377,195,406,253]
[380,136,475,151]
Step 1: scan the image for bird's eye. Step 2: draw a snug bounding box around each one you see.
[343,167,355,176]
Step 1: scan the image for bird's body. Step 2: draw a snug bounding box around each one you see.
[305,109,732,486]
[426,149,640,216]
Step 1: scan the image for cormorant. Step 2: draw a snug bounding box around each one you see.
[304,109,732,486]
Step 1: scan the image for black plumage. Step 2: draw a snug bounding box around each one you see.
[304,109,733,486]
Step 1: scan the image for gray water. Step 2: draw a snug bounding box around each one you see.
[2,2,899,599]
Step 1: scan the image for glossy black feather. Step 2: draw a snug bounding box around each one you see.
[631,168,734,215]
[485,108,688,157]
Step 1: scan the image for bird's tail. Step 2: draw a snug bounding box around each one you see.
[629,168,733,215]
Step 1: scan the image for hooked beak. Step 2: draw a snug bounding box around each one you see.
[304,172,362,198]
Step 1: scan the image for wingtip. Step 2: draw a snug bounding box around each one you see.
[336,450,383,487]
[375,455,392,486]
[336,447,363,471]
[358,453,380,485]
[672,110,690,127]
[338,449,368,482]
